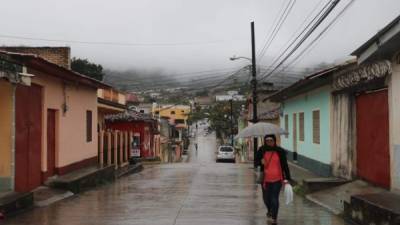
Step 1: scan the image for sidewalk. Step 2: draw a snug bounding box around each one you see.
[0,192,33,217]
[1,162,144,218]
[306,180,385,215]
[288,161,400,224]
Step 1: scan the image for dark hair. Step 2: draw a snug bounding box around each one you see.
[264,134,277,146]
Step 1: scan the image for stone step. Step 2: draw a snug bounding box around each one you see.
[46,165,115,194]
[303,177,350,193]
[344,192,400,225]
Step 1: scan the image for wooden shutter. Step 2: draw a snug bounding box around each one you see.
[312,110,320,144]
[284,114,289,138]
[86,110,92,142]
[299,112,304,141]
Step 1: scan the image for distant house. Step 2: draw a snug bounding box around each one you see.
[125,93,142,106]
[215,91,246,102]
[97,88,127,131]
[152,104,190,129]
[136,103,153,114]
[152,104,190,161]
[0,48,108,192]
[194,96,213,109]
[105,111,159,158]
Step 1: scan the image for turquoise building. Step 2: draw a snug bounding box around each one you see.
[268,69,337,177]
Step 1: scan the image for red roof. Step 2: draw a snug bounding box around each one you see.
[126,93,140,102]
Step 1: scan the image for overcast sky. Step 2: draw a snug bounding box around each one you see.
[1,0,399,79]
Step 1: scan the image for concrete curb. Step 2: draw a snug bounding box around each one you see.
[116,163,144,178]
[34,191,74,208]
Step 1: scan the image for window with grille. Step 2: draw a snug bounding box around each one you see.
[284,114,288,138]
[299,112,304,141]
[312,110,320,144]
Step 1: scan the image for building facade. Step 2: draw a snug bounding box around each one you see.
[0,48,108,192]
[268,63,354,177]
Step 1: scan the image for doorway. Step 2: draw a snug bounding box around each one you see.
[47,109,57,178]
[356,89,390,188]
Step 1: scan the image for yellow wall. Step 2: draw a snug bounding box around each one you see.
[0,80,13,180]
[153,105,190,123]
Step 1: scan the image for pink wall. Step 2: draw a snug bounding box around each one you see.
[29,68,98,171]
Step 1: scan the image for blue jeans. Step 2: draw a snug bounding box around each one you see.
[262,181,282,220]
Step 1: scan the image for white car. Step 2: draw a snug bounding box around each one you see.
[216,145,235,163]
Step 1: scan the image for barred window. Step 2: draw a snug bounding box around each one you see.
[299,112,305,141]
[284,114,289,138]
[312,110,320,144]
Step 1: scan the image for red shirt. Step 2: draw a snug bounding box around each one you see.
[263,151,283,183]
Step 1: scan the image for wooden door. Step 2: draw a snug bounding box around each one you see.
[47,109,56,178]
[15,84,42,192]
[292,113,298,160]
[356,90,390,188]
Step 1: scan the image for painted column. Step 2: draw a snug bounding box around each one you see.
[389,62,400,193]
[331,93,356,179]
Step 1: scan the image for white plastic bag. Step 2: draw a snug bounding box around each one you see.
[284,183,293,205]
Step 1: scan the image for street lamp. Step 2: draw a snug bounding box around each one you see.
[229,21,258,168]
[230,55,252,61]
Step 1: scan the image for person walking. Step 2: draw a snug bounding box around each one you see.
[255,134,291,224]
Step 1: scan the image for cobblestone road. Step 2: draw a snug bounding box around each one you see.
[4,126,349,225]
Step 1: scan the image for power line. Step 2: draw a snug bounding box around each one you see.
[104,68,247,88]
[106,65,307,90]
[115,65,250,89]
[0,34,243,47]
[256,0,288,58]
[265,0,334,69]
[258,0,341,82]
[104,67,241,83]
[257,0,297,62]
[271,0,325,64]
[104,64,308,91]
[279,0,356,72]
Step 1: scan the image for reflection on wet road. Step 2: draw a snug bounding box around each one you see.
[4,126,349,225]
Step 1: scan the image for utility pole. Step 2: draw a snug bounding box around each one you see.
[251,21,258,168]
[230,99,234,146]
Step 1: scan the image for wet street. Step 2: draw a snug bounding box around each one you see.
[4,126,349,225]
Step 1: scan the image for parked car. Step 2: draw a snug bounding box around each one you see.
[216,145,235,163]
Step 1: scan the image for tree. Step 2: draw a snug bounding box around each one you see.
[207,100,244,140]
[71,57,104,81]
